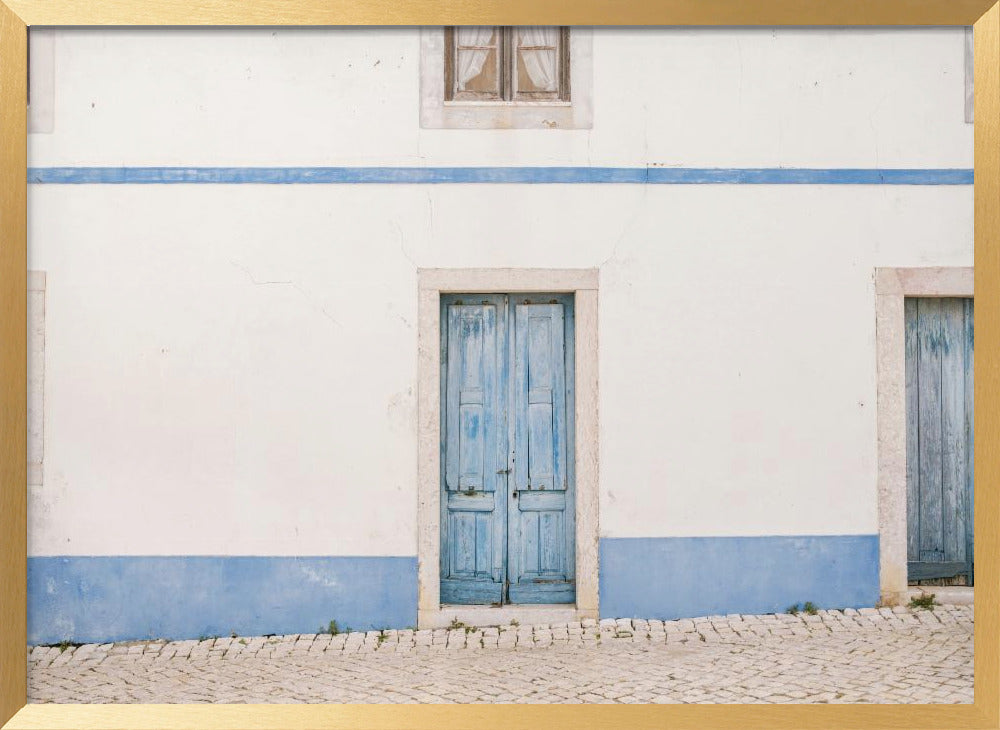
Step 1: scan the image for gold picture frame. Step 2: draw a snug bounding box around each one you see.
[1,1,998,727]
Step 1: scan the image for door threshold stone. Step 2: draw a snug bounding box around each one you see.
[907,585,974,605]
[420,605,596,629]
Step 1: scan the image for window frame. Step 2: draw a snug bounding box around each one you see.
[444,26,571,104]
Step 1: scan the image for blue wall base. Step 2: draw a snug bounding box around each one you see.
[599,535,880,620]
[28,556,417,645]
[28,536,880,644]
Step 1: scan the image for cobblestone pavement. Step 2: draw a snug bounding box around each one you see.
[28,604,973,704]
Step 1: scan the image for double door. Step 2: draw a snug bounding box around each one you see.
[440,293,575,605]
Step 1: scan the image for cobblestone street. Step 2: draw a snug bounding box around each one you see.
[28,604,973,704]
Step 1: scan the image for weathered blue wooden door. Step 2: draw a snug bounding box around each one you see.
[905,297,974,585]
[440,295,507,604]
[507,299,576,603]
[440,294,575,605]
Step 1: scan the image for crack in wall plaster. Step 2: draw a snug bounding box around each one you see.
[229,259,340,328]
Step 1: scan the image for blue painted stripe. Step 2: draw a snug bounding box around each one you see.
[27,556,416,645]
[599,535,880,620]
[27,166,973,185]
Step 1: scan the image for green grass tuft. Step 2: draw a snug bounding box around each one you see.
[909,593,937,610]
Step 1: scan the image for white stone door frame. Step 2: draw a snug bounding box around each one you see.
[417,268,600,629]
[875,266,974,606]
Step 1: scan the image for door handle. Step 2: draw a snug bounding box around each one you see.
[496,468,511,475]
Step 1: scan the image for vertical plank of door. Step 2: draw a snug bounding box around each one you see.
[510,303,528,590]
[439,297,450,581]
[444,305,463,492]
[940,299,968,564]
[495,298,509,587]
[917,298,944,562]
[506,296,518,599]
[904,298,921,563]
[563,300,577,582]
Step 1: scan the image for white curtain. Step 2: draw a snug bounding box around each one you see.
[518,26,558,91]
[456,27,495,91]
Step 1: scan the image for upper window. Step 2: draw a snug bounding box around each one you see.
[445,27,570,103]
[420,26,591,129]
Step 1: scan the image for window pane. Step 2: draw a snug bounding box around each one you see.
[517,49,558,93]
[456,48,498,94]
[516,27,559,95]
[456,26,497,47]
[454,27,499,97]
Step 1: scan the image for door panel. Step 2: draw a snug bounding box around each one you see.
[445,303,500,492]
[515,304,567,493]
[905,297,974,585]
[440,297,507,604]
[508,301,575,604]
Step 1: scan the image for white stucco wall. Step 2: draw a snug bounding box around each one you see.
[30,27,971,167]
[26,27,973,556]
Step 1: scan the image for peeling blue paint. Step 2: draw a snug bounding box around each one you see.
[27,556,417,645]
[599,535,880,620]
[27,166,973,185]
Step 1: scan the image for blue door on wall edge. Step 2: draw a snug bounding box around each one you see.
[440,293,576,605]
[905,297,974,586]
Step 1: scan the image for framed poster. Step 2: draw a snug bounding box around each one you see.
[0,1,998,728]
